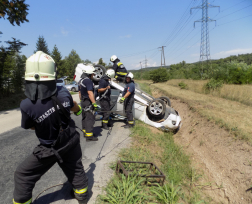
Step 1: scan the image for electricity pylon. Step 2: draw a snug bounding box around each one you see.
[158,46,166,67]
[191,0,219,76]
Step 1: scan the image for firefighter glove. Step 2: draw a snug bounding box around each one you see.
[92,102,98,111]
[119,97,125,104]
[74,105,82,116]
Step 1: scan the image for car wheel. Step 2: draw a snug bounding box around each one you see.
[93,65,106,82]
[71,87,76,92]
[147,99,166,119]
[158,96,171,107]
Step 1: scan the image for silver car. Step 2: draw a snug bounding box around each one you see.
[65,81,79,92]
[56,78,65,86]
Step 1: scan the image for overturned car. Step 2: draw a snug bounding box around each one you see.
[74,63,182,132]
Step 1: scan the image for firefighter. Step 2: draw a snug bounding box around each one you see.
[13,51,89,204]
[119,72,135,128]
[98,69,115,130]
[79,65,99,141]
[110,55,128,82]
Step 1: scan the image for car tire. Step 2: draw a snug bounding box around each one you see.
[71,87,76,92]
[147,99,166,119]
[158,96,171,107]
[93,65,106,82]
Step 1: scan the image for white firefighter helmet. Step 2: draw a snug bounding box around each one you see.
[126,72,134,79]
[105,69,115,79]
[25,51,56,81]
[110,55,118,62]
[24,51,57,100]
[83,64,95,74]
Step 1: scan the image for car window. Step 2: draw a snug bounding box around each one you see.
[69,81,75,84]
[56,79,63,83]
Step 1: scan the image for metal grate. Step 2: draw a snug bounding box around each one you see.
[116,160,165,186]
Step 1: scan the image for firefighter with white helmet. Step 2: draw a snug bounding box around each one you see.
[98,69,115,129]
[119,72,135,128]
[79,64,99,141]
[13,51,89,204]
[110,55,128,82]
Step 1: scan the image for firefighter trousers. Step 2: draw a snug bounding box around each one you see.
[100,98,110,122]
[81,98,95,134]
[13,134,88,203]
[124,96,134,123]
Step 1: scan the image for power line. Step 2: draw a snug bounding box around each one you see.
[217,13,252,26]
[216,3,252,20]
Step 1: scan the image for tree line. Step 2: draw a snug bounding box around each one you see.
[0,34,113,98]
[133,53,252,84]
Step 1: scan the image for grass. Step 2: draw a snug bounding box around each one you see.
[165,79,252,107]
[137,81,152,95]
[98,121,212,204]
[0,92,26,111]
[149,81,252,144]
[70,91,78,95]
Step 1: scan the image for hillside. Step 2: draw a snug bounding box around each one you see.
[139,80,252,203]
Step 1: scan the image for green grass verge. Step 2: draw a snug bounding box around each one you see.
[137,81,152,95]
[70,91,78,95]
[98,121,211,204]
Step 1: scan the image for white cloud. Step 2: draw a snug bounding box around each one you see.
[213,48,252,58]
[61,27,69,36]
[119,34,132,39]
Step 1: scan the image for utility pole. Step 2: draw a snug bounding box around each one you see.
[191,0,219,77]
[158,46,166,67]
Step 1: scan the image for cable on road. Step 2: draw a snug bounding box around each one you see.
[32,123,130,203]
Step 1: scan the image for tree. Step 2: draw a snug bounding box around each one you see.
[98,58,106,67]
[62,49,83,79]
[0,0,29,26]
[149,68,169,83]
[0,38,27,96]
[83,59,92,65]
[35,36,50,55]
[51,45,64,78]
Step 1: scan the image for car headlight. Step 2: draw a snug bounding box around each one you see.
[172,121,176,125]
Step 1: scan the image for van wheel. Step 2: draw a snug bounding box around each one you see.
[158,96,171,107]
[93,65,106,81]
[148,99,166,118]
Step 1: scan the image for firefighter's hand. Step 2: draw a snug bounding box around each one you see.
[92,102,98,111]
[106,86,110,89]
[74,105,82,116]
[119,97,125,104]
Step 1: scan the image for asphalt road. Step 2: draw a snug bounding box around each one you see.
[0,94,131,204]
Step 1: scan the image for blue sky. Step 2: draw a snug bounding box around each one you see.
[2,0,252,70]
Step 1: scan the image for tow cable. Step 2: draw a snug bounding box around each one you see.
[33,89,129,203]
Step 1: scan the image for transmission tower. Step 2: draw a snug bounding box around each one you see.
[144,55,148,68]
[158,46,166,67]
[191,0,219,75]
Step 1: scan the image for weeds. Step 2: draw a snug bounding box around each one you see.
[98,116,210,203]
[203,79,223,94]
[178,82,188,89]
[99,175,150,204]
[151,182,180,204]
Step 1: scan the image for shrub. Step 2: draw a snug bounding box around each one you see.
[178,82,188,89]
[203,79,223,94]
[149,68,169,83]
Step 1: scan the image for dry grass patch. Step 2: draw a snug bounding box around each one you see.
[165,79,252,106]
[150,82,252,144]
